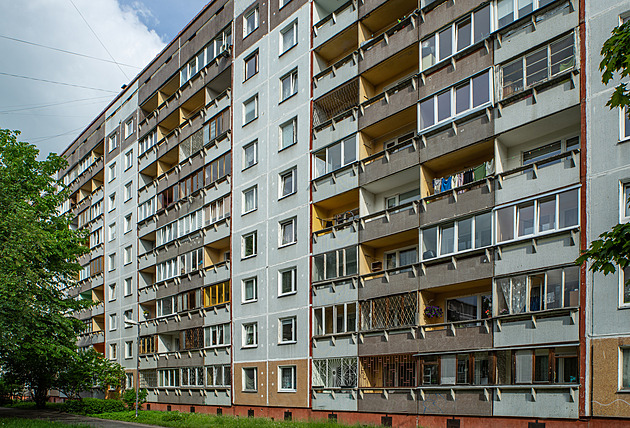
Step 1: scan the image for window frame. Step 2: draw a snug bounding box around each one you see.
[125,120,133,139]
[124,149,133,170]
[243,7,259,38]
[279,117,298,150]
[242,231,257,259]
[621,182,630,223]
[242,186,258,214]
[125,341,133,359]
[279,267,297,296]
[496,0,557,29]
[280,20,298,55]
[280,68,298,102]
[123,245,132,265]
[243,140,258,170]
[313,134,358,178]
[242,322,258,348]
[242,277,258,303]
[278,365,297,392]
[421,212,493,261]
[108,162,116,182]
[243,95,258,125]
[242,367,258,392]
[124,278,132,297]
[279,217,297,247]
[619,266,630,309]
[279,168,297,199]
[244,50,259,81]
[109,313,117,331]
[279,317,297,344]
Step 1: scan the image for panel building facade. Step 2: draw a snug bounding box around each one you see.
[59,0,630,425]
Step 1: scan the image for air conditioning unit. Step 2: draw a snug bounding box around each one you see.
[371,261,383,272]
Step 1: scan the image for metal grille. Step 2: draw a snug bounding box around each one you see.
[184,327,204,349]
[313,80,359,126]
[360,292,417,331]
[313,358,358,388]
[139,370,157,388]
[359,355,417,388]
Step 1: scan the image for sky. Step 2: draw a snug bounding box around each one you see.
[0,0,209,158]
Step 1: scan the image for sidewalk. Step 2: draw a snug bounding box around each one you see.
[0,406,162,427]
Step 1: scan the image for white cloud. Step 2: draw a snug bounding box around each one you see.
[0,0,165,157]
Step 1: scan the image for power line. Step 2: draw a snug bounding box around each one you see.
[68,0,130,81]
[27,127,87,143]
[0,96,112,113]
[0,71,119,93]
[0,34,141,69]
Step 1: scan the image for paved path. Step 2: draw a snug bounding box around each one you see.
[0,406,162,427]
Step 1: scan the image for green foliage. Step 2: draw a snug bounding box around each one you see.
[600,21,630,112]
[0,129,90,407]
[61,398,125,415]
[576,222,630,282]
[161,411,189,422]
[55,348,126,399]
[0,418,91,428]
[121,388,148,410]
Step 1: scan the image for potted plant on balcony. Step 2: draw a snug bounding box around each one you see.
[423,305,443,319]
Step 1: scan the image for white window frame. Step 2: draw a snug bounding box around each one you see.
[109,343,117,360]
[108,162,116,182]
[280,69,298,102]
[242,322,258,348]
[124,149,133,170]
[620,347,630,391]
[280,20,298,54]
[243,140,258,170]
[244,50,258,81]
[242,186,257,214]
[620,266,630,308]
[621,182,630,223]
[496,0,556,29]
[244,7,259,38]
[279,267,297,296]
[124,214,132,234]
[108,283,116,301]
[125,341,133,359]
[124,245,132,265]
[124,309,133,327]
[278,365,297,392]
[108,253,116,271]
[420,212,493,261]
[279,317,297,344]
[313,134,358,178]
[109,314,117,331]
[383,246,418,270]
[108,193,116,212]
[279,168,297,199]
[279,217,297,247]
[108,222,116,242]
[125,120,133,139]
[242,231,257,259]
[242,277,258,303]
[243,95,258,125]
[124,277,132,297]
[280,0,292,9]
[124,181,133,202]
[280,117,297,150]
[108,134,117,152]
[242,367,258,392]
[313,302,358,336]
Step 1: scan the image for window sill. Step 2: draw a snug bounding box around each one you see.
[279,290,297,298]
[278,389,297,393]
[279,141,297,152]
[279,92,298,105]
[241,255,257,261]
[243,27,259,40]
[242,208,257,216]
[242,162,258,172]
[242,299,258,305]
[278,191,296,201]
[243,73,258,83]
[242,389,258,393]
[279,43,297,58]
[279,241,297,249]
[243,117,258,127]
[242,345,258,349]
[278,341,297,346]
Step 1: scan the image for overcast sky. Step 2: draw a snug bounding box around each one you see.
[0,0,209,158]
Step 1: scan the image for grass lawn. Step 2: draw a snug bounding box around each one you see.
[89,410,365,428]
[0,418,90,428]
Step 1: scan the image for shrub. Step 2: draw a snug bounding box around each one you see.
[62,398,125,414]
[121,388,148,410]
[162,411,189,422]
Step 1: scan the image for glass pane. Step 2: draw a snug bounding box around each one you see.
[328,143,342,172]
[496,206,514,242]
[315,151,326,177]
[502,60,523,97]
[422,227,438,259]
[624,185,630,218]
[474,352,489,385]
[623,350,630,388]
[497,0,515,28]
[281,121,294,149]
[399,248,417,266]
[475,212,492,247]
[456,18,471,52]
[538,197,556,232]
[550,35,574,76]
[517,202,535,236]
[515,350,533,383]
[624,267,630,305]
[343,135,357,164]
[472,71,490,107]
[546,269,563,309]
[534,350,549,382]
[447,295,478,322]
[313,255,324,281]
[456,83,471,114]
[525,48,548,86]
[441,355,456,385]
[437,91,451,122]
[564,266,580,307]
[523,141,562,165]
[420,98,435,130]
[473,6,491,43]
[421,35,436,70]
[518,0,533,17]
[245,99,256,122]
[345,247,358,275]
[497,278,510,315]
[456,354,469,384]
[559,189,579,228]
[325,251,337,280]
[440,223,455,255]
[530,274,544,311]
[282,172,293,196]
[458,217,473,251]
[438,27,452,61]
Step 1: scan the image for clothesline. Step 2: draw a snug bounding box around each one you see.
[432,159,495,195]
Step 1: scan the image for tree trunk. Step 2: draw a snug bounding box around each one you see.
[33,387,48,408]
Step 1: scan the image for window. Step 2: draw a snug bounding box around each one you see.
[243,277,257,302]
[244,7,259,38]
[244,50,258,80]
[242,367,257,391]
[125,341,133,359]
[495,189,579,243]
[108,223,116,241]
[243,95,258,124]
[312,358,358,388]
[125,120,133,139]
[206,365,231,387]
[314,303,357,335]
[139,336,156,355]
[205,323,230,347]
[109,314,117,331]
[108,162,116,182]
[279,267,297,296]
[126,373,133,389]
[446,294,492,322]
[384,247,418,271]
[139,130,157,154]
[91,200,103,219]
[157,296,177,317]
[108,193,116,212]
[386,188,421,209]
[108,133,117,152]
[90,228,102,247]
[242,232,257,258]
[243,140,257,169]
[280,218,297,246]
[421,5,491,70]
[124,246,132,265]
[420,70,491,131]
[280,69,298,101]
[108,283,116,301]
[502,34,575,97]
[243,323,258,347]
[279,366,297,391]
[124,310,133,327]
[279,117,297,150]
[177,289,203,312]
[497,0,555,28]
[279,169,296,199]
[279,317,296,343]
[314,134,357,177]
[203,281,230,307]
[280,0,291,7]
[180,367,205,387]
[183,327,204,350]
[108,253,116,271]
[622,108,630,141]
[496,265,580,315]
[313,246,358,281]
[180,169,204,198]
[243,186,257,214]
[205,152,231,185]
[124,182,132,201]
[138,197,156,221]
[280,21,297,54]
[421,212,492,260]
[204,194,231,225]
[124,149,133,170]
[156,257,178,282]
[206,111,224,144]
[622,183,630,223]
[109,343,117,360]
[124,278,132,296]
[158,369,180,387]
[123,214,132,234]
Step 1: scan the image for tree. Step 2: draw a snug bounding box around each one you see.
[0,129,90,407]
[55,348,125,400]
[577,23,630,279]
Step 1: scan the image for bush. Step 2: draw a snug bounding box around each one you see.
[161,411,189,422]
[121,388,148,410]
[62,398,125,414]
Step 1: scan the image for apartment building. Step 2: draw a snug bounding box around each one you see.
[59,0,628,425]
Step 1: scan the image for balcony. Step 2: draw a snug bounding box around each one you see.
[313,332,359,360]
[418,320,493,353]
[203,260,230,286]
[420,180,494,227]
[205,89,231,123]
[313,278,358,308]
[203,218,230,246]
[313,164,359,204]
[360,267,419,301]
[313,0,358,49]
[312,390,358,412]
[77,331,104,348]
[314,53,359,100]
[360,141,419,187]
[359,76,418,129]
[419,251,493,290]
[360,203,419,243]
[493,385,579,419]
[493,308,579,348]
[358,17,418,74]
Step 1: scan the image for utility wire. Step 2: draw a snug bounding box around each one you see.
[68,0,130,81]
[0,71,119,93]
[0,34,141,69]
[28,127,87,143]
[0,96,112,113]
